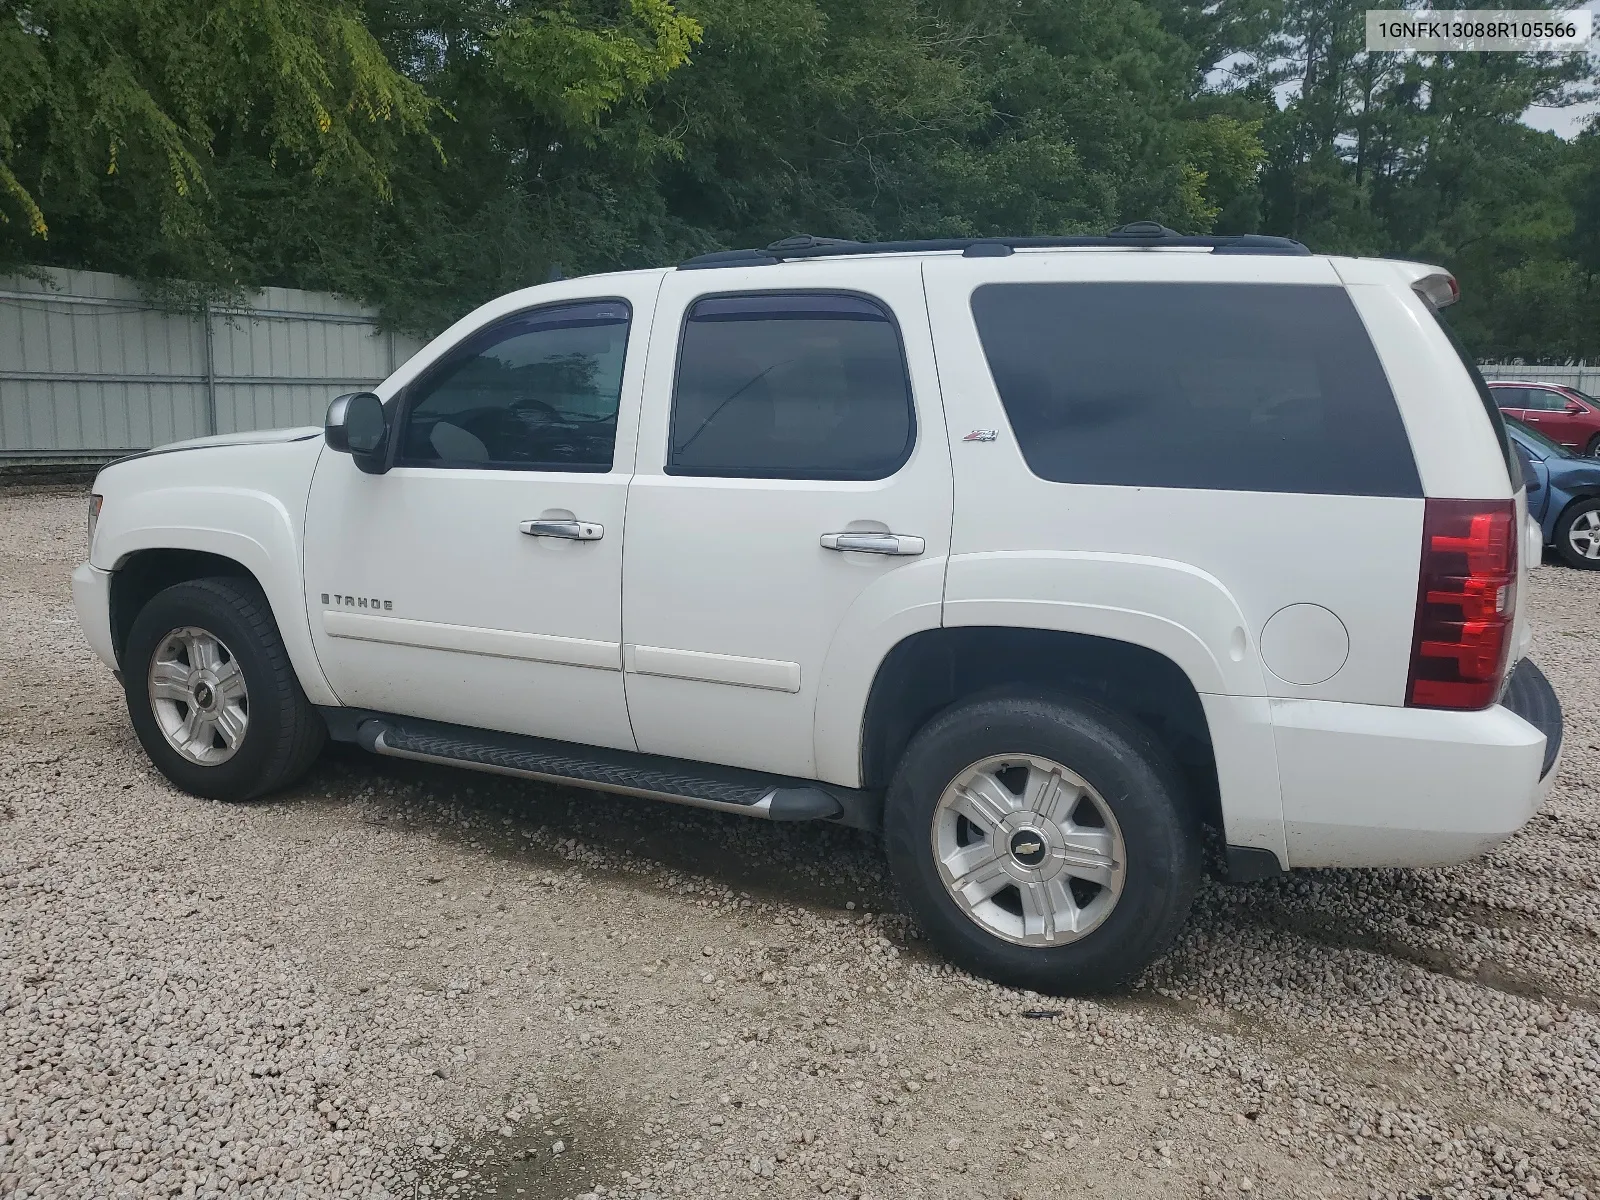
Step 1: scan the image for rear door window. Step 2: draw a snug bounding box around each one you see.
[667,292,915,480]
[969,282,1422,497]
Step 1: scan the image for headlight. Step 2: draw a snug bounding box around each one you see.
[88,493,103,551]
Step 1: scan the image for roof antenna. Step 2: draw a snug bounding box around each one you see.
[546,263,564,283]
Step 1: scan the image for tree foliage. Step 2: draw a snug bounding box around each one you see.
[2,0,1596,357]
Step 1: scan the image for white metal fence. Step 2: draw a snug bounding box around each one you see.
[0,267,425,462]
[1480,364,1600,393]
[3,267,1595,464]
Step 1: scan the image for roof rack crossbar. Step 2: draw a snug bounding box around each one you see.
[677,226,1310,269]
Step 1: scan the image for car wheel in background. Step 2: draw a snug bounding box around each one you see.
[1554,499,1600,570]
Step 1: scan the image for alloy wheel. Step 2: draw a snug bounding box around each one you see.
[930,753,1126,947]
[147,626,250,765]
[1568,509,1600,561]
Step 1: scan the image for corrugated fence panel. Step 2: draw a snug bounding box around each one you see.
[1480,365,1600,393]
[0,267,426,459]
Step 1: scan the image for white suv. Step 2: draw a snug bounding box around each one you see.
[72,225,1564,993]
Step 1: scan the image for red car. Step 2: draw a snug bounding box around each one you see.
[1487,380,1600,457]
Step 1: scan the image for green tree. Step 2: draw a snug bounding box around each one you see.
[0,0,699,299]
[1232,0,1597,357]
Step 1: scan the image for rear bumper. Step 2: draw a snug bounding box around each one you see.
[71,561,118,672]
[1502,658,1562,779]
[1275,659,1561,868]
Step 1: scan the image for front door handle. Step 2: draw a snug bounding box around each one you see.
[520,519,604,541]
[819,531,925,556]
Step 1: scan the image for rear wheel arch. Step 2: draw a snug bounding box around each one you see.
[881,688,1203,993]
[860,627,1222,835]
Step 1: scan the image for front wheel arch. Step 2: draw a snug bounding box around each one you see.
[123,575,325,799]
[109,548,258,668]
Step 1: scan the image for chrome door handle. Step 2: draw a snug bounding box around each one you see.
[520,519,604,541]
[819,532,925,556]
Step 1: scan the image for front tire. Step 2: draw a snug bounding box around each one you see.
[124,576,326,800]
[1554,498,1600,569]
[883,693,1200,995]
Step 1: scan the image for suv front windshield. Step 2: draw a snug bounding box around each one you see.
[1506,415,1573,458]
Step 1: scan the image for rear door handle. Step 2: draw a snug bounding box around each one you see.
[819,531,925,556]
[520,519,604,541]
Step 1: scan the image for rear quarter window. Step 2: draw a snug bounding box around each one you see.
[969,282,1422,497]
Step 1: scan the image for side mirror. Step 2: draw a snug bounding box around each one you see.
[1566,399,1585,414]
[325,392,389,474]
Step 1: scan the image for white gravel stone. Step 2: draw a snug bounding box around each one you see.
[2,489,1598,1200]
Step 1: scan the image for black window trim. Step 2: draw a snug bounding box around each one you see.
[391,296,635,474]
[663,287,918,482]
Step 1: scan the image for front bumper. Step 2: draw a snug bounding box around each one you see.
[71,561,118,672]
[1274,658,1562,868]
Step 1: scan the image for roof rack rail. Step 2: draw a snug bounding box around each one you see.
[677,223,1310,269]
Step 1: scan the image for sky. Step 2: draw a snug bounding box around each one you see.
[1523,97,1597,137]
[1223,4,1598,140]
[1522,0,1599,137]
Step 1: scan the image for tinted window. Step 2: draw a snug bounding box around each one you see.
[1524,388,1571,412]
[399,301,630,471]
[1488,386,1526,410]
[970,283,1421,496]
[667,293,914,479]
[1507,416,1572,458]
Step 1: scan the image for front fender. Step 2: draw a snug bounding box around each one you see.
[91,452,335,706]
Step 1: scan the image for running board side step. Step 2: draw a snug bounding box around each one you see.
[337,712,881,830]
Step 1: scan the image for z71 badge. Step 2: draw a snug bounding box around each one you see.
[322,593,393,611]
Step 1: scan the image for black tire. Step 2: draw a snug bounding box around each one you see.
[1553,498,1600,570]
[1586,434,1600,459]
[883,692,1201,995]
[123,576,326,800]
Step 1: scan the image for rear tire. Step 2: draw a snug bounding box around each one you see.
[1554,498,1600,570]
[124,576,326,800]
[1586,434,1600,459]
[883,692,1200,995]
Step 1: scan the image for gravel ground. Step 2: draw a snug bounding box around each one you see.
[3,487,1599,1200]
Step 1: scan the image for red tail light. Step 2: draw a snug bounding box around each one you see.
[1406,499,1517,710]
